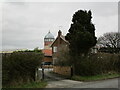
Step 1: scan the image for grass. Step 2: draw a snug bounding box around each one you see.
[3,81,47,88]
[71,73,120,82]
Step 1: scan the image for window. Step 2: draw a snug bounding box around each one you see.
[50,39,53,41]
[51,39,54,41]
[53,46,57,52]
[45,39,48,41]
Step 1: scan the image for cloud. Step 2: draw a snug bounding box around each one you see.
[2,2,118,51]
[118,1,120,32]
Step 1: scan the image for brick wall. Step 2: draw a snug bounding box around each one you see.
[53,66,71,76]
[43,56,52,62]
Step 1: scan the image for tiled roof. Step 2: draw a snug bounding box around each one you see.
[42,49,52,56]
[51,35,69,47]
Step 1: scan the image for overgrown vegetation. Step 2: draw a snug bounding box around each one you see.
[74,53,120,76]
[2,51,43,87]
[56,51,120,76]
[71,73,120,81]
[98,47,120,53]
[3,81,47,88]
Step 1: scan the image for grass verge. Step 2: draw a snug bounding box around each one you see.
[3,81,47,88]
[71,73,120,82]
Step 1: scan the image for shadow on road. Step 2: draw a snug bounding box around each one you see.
[44,68,66,81]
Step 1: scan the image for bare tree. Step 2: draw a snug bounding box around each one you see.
[98,32,120,48]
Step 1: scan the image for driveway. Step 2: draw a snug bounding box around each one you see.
[43,69,119,88]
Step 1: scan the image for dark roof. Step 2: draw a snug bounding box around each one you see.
[60,35,69,44]
[51,35,69,47]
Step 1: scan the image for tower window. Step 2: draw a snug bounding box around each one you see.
[45,38,54,42]
[50,39,53,41]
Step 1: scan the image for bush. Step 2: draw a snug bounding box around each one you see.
[2,51,43,87]
[74,53,120,76]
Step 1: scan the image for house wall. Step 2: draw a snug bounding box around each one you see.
[52,38,68,65]
[53,66,71,76]
[52,38,67,55]
[43,56,52,62]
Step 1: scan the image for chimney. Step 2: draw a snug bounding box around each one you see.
[58,30,62,37]
[58,30,62,46]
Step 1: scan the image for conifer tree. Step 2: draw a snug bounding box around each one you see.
[65,10,97,55]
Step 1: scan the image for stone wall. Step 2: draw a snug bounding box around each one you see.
[53,66,71,76]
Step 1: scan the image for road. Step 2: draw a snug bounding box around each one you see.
[43,68,119,88]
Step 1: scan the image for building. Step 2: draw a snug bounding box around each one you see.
[51,30,100,64]
[44,31,54,49]
[51,30,69,65]
[43,30,99,65]
[42,31,55,64]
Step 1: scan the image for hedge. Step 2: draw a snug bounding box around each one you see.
[74,53,120,76]
[2,52,43,87]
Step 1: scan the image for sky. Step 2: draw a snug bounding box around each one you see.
[0,1,119,51]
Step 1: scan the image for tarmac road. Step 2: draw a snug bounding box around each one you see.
[43,69,119,88]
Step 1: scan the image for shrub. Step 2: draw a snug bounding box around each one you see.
[2,51,43,87]
[74,53,120,76]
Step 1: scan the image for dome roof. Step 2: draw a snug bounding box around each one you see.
[45,31,54,39]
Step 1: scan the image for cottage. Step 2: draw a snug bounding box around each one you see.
[51,30,69,65]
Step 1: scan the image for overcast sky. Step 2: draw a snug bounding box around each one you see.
[1,1,119,51]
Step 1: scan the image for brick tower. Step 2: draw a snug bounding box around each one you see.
[44,31,54,49]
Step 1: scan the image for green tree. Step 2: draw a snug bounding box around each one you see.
[65,10,97,55]
[65,10,97,75]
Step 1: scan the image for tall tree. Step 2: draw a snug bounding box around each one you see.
[65,10,97,55]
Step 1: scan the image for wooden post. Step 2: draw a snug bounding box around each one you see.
[71,66,73,78]
[42,68,44,80]
[35,68,38,81]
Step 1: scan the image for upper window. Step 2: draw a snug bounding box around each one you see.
[53,46,57,52]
